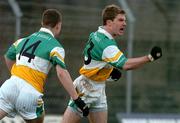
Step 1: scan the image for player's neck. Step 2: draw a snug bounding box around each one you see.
[103,26,116,38]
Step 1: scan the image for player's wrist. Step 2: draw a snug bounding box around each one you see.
[72,95,79,101]
[73,97,81,103]
[148,54,154,62]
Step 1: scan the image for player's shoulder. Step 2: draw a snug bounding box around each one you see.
[50,38,63,48]
[90,31,107,41]
[44,38,64,54]
[92,32,117,48]
[13,37,27,47]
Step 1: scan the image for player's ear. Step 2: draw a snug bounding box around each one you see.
[55,22,61,29]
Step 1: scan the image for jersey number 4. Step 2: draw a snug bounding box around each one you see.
[18,39,41,63]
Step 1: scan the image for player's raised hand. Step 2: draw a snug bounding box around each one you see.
[74,97,89,116]
[148,46,162,61]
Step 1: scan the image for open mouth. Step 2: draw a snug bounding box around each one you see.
[119,28,124,33]
[120,28,124,31]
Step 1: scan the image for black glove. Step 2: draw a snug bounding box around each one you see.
[108,68,122,81]
[74,97,89,117]
[148,46,162,61]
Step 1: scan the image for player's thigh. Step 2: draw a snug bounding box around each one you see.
[61,107,81,123]
[0,109,8,119]
[88,111,108,123]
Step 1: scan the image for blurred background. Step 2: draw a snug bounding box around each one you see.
[0,0,180,123]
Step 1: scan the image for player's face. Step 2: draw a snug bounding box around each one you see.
[111,14,126,37]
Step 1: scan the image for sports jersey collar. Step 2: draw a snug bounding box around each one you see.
[97,26,114,39]
[39,27,54,37]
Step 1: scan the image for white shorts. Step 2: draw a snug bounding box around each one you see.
[0,75,44,120]
[68,75,107,116]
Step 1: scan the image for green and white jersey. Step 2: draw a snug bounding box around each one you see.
[5,28,66,93]
[80,26,127,82]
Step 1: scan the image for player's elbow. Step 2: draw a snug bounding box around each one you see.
[56,65,67,78]
[4,56,15,71]
[122,65,131,71]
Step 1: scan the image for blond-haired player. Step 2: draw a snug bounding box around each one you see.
[62,4,162,123]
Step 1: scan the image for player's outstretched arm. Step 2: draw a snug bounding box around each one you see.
[122,46,162,70]
[55,65,89,116]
